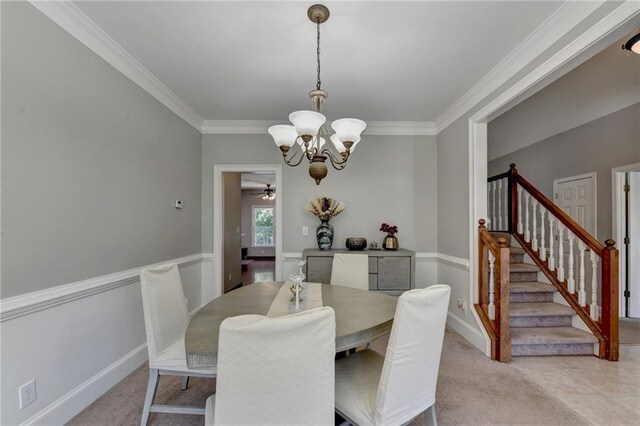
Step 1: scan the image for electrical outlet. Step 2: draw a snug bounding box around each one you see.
[19,379,36,409]
[457,298,467,314]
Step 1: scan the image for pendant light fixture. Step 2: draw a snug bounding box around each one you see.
[268,4,366,185]
[622,29,640,54]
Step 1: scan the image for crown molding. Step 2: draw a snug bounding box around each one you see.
[28,0,203,131]
[471,0,640,127]
[434,0,606,133]
[201,120,437,136]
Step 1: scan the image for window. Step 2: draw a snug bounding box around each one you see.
[252,206,274,247]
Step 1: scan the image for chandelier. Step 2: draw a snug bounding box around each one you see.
[267,4,366,185]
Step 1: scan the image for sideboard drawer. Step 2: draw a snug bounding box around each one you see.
[377,257,411,290]
[306,257,333,284]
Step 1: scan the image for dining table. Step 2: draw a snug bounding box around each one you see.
[185,281,398,369]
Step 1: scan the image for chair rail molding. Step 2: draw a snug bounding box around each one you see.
[0,253,208,321]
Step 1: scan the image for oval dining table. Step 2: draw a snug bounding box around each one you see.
[185,281,398,369]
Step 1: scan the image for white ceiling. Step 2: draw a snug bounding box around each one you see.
[241,172,275,189]
[73,1,564,123]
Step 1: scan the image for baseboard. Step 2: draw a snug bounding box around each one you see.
[23,344,148,426]
[446,312,486,353]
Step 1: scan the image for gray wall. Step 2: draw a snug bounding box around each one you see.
[1,2,202,298]
[489,39,640,161]
[489,103,640,242]
[241,189,276,257]
[202,134,438,254]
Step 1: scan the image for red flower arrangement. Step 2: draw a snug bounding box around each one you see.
[380,223,398,236]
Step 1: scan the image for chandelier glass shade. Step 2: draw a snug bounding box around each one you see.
[622,30,640,54]
[267,4,366,185]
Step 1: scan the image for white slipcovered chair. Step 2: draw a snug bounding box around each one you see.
[330,253,369,291]
[334,285,451,426]
[205,306,336,426]
[139,263,216,426]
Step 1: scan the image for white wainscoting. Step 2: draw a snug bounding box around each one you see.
[436,256,489,354]
[0,254,209,426]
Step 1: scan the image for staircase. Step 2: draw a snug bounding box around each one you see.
[491,232,598,356]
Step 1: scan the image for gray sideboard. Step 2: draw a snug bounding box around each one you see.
[302,248,415,295]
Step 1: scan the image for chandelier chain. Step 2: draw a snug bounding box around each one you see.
[316,19,322,90]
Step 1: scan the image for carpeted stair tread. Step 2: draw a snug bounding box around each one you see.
[510,247,526,255]
[511,327,598,345]
[510,263,540,273]
[510,282,556,293]
[510,302,574,317]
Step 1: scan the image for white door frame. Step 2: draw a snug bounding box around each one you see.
[466,5,638,355]
[612,162,640,317]
[553,172,598,236]
[212,165,283,300]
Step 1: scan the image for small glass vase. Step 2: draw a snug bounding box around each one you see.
[382,234,399,250]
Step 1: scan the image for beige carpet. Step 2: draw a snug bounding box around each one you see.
[620,318,640,345]
[69,330,587,426]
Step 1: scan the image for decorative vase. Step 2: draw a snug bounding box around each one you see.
[316,219,334,250]
[382,234,399,250]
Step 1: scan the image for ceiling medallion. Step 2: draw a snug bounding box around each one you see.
[268,4,366,185]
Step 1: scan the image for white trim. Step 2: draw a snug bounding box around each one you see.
[612,162,640,317]
[213,165,283,298]
[434,1,604,133]
[446,312,487,353]
[282,252,303,260]
[21,343,148,426]
[464,1,640,357]
[553,172,598,237]
[202,120,437,136]
[27,0,203,131]
[0,253,205,322]
[436,253,470,271]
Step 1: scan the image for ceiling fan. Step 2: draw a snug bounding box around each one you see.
[250,184,276,200]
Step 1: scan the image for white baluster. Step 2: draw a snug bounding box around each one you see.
[557,222,565,282]
[488,251,495,320]
[524,193,531,242]
[567,232,576,293]
[517,185,523,234]
[498,179,503,230]
[578,241,587,306]
[548,213,555,271]
[491,181,497,230]
[532,199,538,252]
[539,205,546,261]
[590,251,599,320]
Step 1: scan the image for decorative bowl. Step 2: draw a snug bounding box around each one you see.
[345,237,368,251]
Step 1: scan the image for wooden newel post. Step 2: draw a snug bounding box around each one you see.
[601,239,619,361]
[496,237,511,362]
[509,164,518,234]
[478,219,488,306]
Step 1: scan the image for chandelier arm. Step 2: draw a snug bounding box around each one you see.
[321,148,350,170]
[282,146,307,167]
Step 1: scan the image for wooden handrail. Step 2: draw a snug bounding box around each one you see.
[488,164,619,361]
[476,219,510,362]
[513,172,604,256]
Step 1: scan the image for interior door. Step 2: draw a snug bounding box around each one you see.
[554,175,595,235]
[223,172,242,293]
[628,172,640,317]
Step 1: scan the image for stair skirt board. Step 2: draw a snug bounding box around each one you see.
[487,231,599,358]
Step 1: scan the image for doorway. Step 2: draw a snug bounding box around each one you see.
[240,172,276,286]
[213,165,283,300]
[613,163,640,320]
